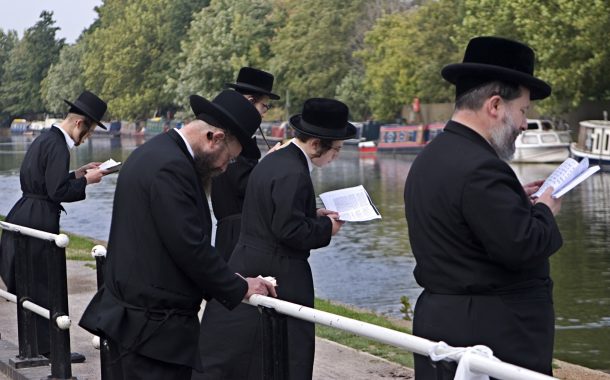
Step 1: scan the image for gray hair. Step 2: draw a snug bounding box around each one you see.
[455,81,522,111]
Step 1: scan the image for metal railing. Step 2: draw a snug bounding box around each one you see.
[88,244,557,380]
[0,221,74,379]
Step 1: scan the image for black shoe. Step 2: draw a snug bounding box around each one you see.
[70,352,86,363]
[41,352,86,363]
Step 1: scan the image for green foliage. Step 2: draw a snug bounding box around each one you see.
[315,298,414,368]
[269,0,367,113]
[82,0,208,119]
[335,67,371,121]
[0,29,18,127]
[0,11,63,117]
[358,0,462,120]
[169,0,275,109]
[41,42,87,114]
[399,295,413,321]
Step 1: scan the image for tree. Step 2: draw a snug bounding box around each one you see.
[269,0,368,113]
[0,29,18,127]
[0,11,63,117]
[41,42,87,114]
[169,0,276,109]
[82,0,208,119]
[335,67,371,120]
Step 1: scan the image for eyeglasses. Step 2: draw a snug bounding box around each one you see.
[247,96,272,112]
[330,145,342,153]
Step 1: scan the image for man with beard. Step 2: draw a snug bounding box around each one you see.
[79,90,277,380]
[404,36,563,379]
[0,90,107,362]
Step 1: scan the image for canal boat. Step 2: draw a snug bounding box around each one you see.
[513,119,571,163]
[376,122,444,154]
[570,120,610,167]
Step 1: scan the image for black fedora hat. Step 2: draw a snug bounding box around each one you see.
[289,98,357,140]
[63,91,108,129]
[441,36,551,100]
[226,67,280,100]
[189,90,261,155]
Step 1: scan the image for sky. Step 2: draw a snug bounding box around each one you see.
[0,0,103,43]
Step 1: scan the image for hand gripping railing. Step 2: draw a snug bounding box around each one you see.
[0,221,75,379]
[244,295,558,380]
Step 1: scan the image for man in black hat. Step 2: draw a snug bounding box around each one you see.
[404,36,563,378]
[78,90,277,380]
[0,90,108,362]
[211,67,280,262]
[195,98,354,380]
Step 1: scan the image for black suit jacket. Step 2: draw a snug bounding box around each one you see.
[79,130,247,369]
[405,121,562,293]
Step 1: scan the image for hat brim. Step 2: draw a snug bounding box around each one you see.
[441,63,551,100]
[226,83,280,100]
[189,95,257,155]
[289,114,357,140]
[63,99,107,129]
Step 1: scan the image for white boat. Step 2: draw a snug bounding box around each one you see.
[570,120,610,166]
[513,119,571,163]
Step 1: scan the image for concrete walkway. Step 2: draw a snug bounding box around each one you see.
[0,260,413,380]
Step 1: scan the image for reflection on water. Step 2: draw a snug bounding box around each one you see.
[0,135,608,369]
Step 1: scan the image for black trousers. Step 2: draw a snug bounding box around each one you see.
[413,288,554,379]
[107,338,192,380]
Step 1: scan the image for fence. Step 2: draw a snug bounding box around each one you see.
[87,245,557,380]
[0,221,74,379]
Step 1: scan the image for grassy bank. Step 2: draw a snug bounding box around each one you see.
[1,215,414,367]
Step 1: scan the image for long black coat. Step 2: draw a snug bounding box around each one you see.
[195,142,332,380]
[404,121,563,377]
[211,148,260,262]
[79,130,248,370]
[0,126,86,354]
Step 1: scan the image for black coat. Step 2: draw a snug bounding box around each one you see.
[0,126,86,354]
[195,142,332,380]
[211,153,259,262]
[404,121,562,376]
[79,130,248,370]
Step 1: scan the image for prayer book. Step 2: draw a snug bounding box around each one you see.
[99,158,122,174]
[532,157,600,198]
[319,185,381,222]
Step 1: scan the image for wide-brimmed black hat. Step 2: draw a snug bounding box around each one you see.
[63,91,108,129]
[226,67,280,100]
[441,36,551,100]
[189,90,261,155]
[289,98,357,140]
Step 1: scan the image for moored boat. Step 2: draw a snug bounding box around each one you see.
[376,122,444,154]
[570,120,610,166]
[513,119,571,163]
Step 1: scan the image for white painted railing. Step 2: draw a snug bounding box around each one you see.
[245,295,557,380]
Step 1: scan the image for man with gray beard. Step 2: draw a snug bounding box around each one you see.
[404,36,563,379]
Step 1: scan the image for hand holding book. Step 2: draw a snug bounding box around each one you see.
[531,157,600,199]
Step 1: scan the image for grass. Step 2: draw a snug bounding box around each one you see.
[1,214,414,368]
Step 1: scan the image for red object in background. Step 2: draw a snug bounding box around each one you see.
[412,97,420,113]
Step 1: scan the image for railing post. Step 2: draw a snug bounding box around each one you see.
[91,245,112,380]
[10,234,48,368]
[47,239,74,379]
[260,306,288,380]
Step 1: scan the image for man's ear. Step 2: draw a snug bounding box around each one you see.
[486,95,503,119]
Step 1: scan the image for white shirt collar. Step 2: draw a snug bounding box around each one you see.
[174,128,195,158]
[290,138,313,173]
[53,125,75,150]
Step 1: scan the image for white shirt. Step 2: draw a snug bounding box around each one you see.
[290,138,313,173]
[53,125,75,150]
[174,128,195,159]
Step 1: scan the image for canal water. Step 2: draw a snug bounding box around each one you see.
[0,133,608,370]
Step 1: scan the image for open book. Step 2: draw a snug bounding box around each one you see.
[99,158,122,174]
[532,157,600,198]
[319,185,381,222]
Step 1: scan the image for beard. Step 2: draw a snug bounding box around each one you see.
[194,149,224,192]
[489,112,520,161]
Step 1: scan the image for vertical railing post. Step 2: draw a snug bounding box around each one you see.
[261,306,288,380]
[10,233,48,368]
[47,239,74,379]
[92,245,112,380]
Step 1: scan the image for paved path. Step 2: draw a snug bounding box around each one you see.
[1,260,413,379]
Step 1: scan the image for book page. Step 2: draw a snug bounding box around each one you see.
[99,158,122,173]
[532,158,585,198]
[553,165,600,198]
[319,185,381,222]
